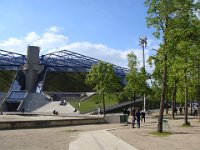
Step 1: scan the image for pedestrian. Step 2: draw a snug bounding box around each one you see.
[194,108,198,117]
[53,110,58,115]
[53,110,56,115]
[174,107,177,115]
[179,107,182,115]
[123,108,127,115]
[135,109,141,128]
[132,109,136,128]
[141,111,145,123]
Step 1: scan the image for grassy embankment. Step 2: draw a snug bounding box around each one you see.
[0,71,16,92]
[44,72,125,113]
[43,72,93,92]
[70,93,121,113]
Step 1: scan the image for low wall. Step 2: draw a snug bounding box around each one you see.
[0,117,105,130]
[105,114,128,123]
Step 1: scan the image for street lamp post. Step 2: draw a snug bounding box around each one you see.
[139,36,147,112]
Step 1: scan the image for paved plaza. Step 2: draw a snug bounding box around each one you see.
[0,114,200,150]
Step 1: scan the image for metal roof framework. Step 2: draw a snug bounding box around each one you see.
[0,49,26,70]
[0,49,128,79]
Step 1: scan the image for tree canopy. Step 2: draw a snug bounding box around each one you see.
[145,0,200,132]
[85,61,120,116]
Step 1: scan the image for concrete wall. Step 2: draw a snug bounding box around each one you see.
[0,117,105,129]
[105,114,128,123]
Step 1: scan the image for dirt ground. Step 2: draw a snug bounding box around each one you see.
[0,115,200,150]
[0,123,121,150]
[110,116,200,150]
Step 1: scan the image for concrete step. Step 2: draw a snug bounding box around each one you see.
[34,101,76,114]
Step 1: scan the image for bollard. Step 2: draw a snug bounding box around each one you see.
[163,119,170,131]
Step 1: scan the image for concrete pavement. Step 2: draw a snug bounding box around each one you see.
[1,113,200,150]
[69,129,138,150]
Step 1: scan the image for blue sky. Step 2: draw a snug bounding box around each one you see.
[0,0,160,71]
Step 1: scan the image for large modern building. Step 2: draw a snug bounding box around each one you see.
[0,46,128,112]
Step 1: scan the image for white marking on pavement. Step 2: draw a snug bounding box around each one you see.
[69,130,138,150]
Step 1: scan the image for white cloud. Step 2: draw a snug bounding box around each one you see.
[0,27,68,54]
[33,32,68,52]
[0,37,26,53]
[25,32,40,43]
[47,26,62,33]
[59,42,131,67]
[0,26,158,73]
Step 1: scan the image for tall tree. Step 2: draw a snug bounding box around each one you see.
[124,53,140,111]
[145,0,176,132]
[166,0,200,125]
[145,0,199,132]
[85,61,120,116]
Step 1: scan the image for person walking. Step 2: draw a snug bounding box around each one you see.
[194,108,198,117]
[179,107,182,115]
[132,109,136,128]
[135,109,141,128]
[141,111,145,123]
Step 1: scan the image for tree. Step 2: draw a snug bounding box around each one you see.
[165,0,200,125]
[85,61,120,116]
[145,0,200,132]
[124,53,140,111]
[145,0,176,132]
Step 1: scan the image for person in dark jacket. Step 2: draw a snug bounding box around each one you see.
[135,109,141,128]
[123,108,127,115]
[141,111,146,123]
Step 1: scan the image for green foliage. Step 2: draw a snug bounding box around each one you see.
[43,72,93,92]
[85,61,120,94]
[124,52,149,100]
[145,0,200,132]
[150,80,162,101]
[124,53,139,99]
[0,71,16,92]
[85,61,121,115]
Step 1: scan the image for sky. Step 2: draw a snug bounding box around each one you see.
[0,0,162,72]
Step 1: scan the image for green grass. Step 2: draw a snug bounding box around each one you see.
[181,122,191,127]
[150,131,171,137]
[0,71,16,92]
[70,93,121,113]
[44,72,93,92]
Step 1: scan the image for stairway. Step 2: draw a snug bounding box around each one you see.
[34,101,77,114]
[23,93,50,112]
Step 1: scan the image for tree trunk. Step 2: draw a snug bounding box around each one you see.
[197,60,200,121]
[172,80,177,119]
[198,85,200,122]
[133,91,136,110]
[130,97,133,113]
[190,100,193,116]
[166,97,169,114]
[102,92,106,116]
[184,74,189,125]
[157,54,167,133]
